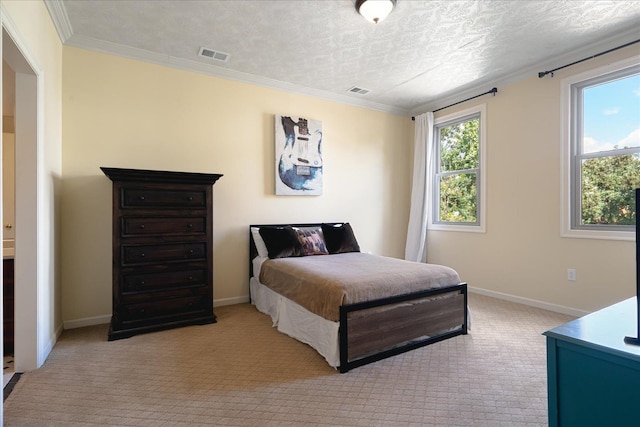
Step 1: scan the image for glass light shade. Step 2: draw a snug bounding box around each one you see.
[356,0,396,24]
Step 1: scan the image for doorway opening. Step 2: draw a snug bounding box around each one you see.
[2,23,42,378]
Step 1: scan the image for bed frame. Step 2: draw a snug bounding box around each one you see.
[249,223,468,373]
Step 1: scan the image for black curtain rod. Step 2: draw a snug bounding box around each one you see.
[538,38,640,78]
[412,87,497,120]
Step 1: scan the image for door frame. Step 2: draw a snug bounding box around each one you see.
[2,8,45,374]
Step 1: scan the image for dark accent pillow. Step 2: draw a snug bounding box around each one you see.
[259,226,304,259]
[321,223,360,254]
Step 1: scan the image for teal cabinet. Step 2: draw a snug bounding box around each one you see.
[544,298,640,427]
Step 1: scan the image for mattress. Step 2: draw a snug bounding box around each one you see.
[257,252,461,321]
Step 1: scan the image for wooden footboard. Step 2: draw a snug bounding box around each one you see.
[339,283,467,373]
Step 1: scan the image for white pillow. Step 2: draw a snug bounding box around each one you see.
[250,227,269,258]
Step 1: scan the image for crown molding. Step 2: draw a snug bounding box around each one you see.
[44,0,73,43]
[64,34,410,116]
[411,26,640,115]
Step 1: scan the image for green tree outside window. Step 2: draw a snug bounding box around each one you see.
[437,117,479,223]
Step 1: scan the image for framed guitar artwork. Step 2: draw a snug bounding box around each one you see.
[274,115,323,196]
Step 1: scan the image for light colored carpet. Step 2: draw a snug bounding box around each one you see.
[3,294,573,426]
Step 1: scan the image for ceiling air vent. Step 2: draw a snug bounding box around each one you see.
[198,47,230,63]
[348,86,370,95]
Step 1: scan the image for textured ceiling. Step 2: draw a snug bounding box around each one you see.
[54,0,640,114]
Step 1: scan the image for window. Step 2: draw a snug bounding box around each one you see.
[430,105,486,232]
[562,58,640,240]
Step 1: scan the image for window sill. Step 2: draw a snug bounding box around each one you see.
[428,223,486,233]
[561,228,635,242]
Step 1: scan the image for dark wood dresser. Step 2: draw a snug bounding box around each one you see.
[101,167,222,341]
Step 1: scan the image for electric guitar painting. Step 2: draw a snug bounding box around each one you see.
[277,116,323,194]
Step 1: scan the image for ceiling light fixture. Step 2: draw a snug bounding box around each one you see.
[356,0,396,24]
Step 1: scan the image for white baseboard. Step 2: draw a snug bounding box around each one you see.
[214,295,250,307]
[37,322,64,368]
[64,291,583,329]
[468,286,589,318]
[64,296,252,329]
[63,315,111,330]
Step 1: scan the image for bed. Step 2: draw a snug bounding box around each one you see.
[249,223,468,373]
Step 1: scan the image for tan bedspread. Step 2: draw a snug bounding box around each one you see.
[258,252,461,321]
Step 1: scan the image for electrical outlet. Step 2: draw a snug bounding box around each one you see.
[567,269,576,281]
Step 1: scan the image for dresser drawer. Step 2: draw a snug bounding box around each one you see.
[122,268,206,293]
[122,243,206,265]
[120,284,208,305]
[121,188,206,208]
[122,217,206,237]
[119,295,208,323]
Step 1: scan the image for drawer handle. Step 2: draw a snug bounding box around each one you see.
[139,309,145,314]
[188,196,194,201]
[139,224,145,229]
[139,280,145,286]
[187,223,193,228]
[188,275,194,281]
[139,196,145,201]
[140,253,145,258]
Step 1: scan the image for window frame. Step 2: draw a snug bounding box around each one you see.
[561,57,640,241]
[428,104,486,233]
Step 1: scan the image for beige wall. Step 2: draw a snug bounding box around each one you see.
[61,47,412,323]
[427,45,638,314]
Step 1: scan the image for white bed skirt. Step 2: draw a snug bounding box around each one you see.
[250,277,340,368]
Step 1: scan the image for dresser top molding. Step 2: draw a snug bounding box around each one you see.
[544,297,640,362]
[101,167,223,185]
